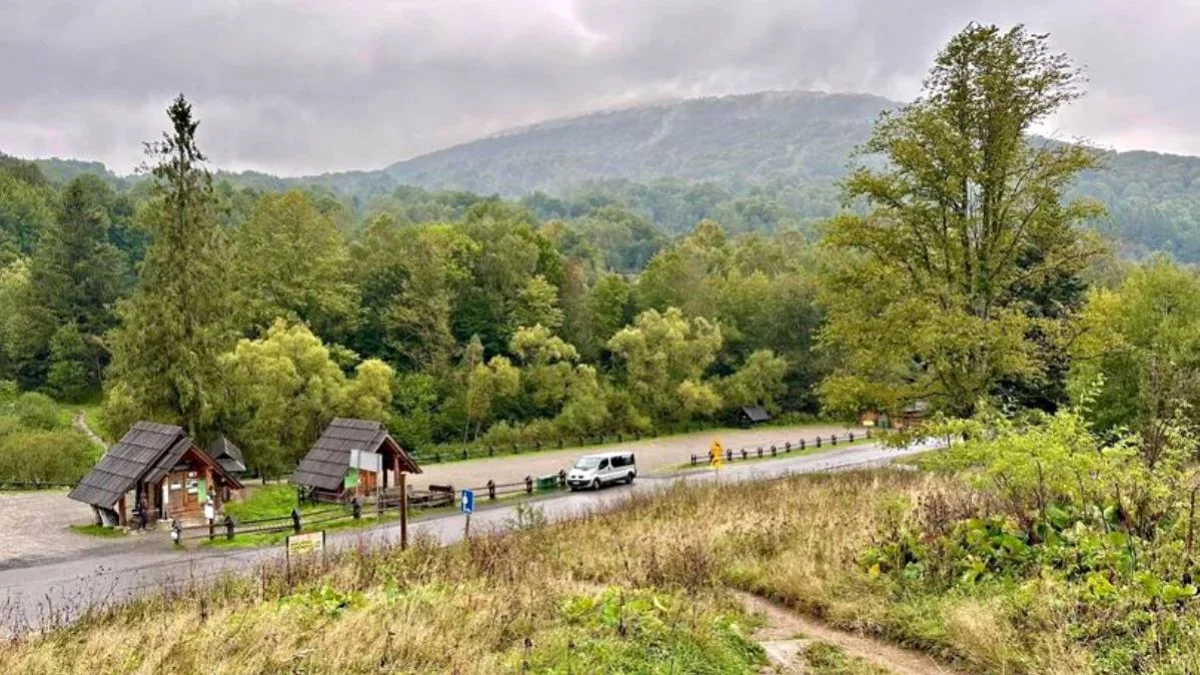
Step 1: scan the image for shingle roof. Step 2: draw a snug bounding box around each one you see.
[68,422,244,508]
[68,421,186,509]
[291,418,421,491]
[740,405,772,423]
[209,436,247,474]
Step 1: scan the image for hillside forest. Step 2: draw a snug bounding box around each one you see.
[0,22,1194,489]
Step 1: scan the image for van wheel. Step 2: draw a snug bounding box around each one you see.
[626,473,635,485]
[591,479,601,491]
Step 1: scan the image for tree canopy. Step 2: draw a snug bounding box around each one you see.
[820,24,1104,418]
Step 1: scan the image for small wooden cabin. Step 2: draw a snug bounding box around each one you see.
[860,400,927,430]
[898,400,929,429]
[737,405,771,427]
[68,421,244,526]
[209,436,247,475]
[291,418,421,502]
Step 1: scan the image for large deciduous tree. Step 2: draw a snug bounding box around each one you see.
[607,307,723,423]
[231,190,359,339]
[1070,258,1200,464]
[105,95,232,436]
[0,167,54,263]
[351,216,477,372]
[215,320,395,477]
[820,24,1104,418]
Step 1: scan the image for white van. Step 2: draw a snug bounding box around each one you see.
[567,452,637,491]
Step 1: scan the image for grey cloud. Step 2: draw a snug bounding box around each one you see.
[1,0,1196,175]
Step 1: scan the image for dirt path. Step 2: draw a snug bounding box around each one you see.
[737,592,970,675]
[72,411,107,451]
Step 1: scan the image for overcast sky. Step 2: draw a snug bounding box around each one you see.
[3,0,1198,176]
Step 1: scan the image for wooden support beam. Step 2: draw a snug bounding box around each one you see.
[400,471,408,550]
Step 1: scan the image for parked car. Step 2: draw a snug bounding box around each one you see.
[567,452,637,490]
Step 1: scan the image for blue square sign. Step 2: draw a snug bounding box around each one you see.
[461,489,474,514]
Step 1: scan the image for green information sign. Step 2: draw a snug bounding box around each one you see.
[196,479,207,501]
[344,468,359,489]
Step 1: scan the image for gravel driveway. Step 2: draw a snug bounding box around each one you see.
[410,423,863,492]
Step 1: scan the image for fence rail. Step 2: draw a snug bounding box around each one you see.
[410,425,872,466]
[687,429,872,467]
[406,420,763,465]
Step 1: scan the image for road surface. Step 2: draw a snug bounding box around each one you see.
[0,441,928,634]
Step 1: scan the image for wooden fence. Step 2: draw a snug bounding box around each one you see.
[174,471,576,544]
[410,426,872,466]
[687,429,872,466]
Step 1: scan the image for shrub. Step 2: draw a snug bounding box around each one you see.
[481,420,520,447]
[0,429,98,484]
[14,392,60,430]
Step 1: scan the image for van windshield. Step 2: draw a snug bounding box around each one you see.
[574,457,602,470]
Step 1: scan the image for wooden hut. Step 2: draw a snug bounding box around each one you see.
[208,436,247,475]
[737,405,772,427]
[860,401,927,430]
[68,422,244,526]
[897,400,928,429]
[291,418,421,502]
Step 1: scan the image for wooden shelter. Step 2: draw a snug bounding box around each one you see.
[859,400,927,430]
[68,421,244,526]
[208,436,247,475]
[897,400,928,429]
[737,405,772,427]
[291,418,421,502]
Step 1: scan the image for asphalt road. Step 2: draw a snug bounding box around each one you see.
[0,441,930,634]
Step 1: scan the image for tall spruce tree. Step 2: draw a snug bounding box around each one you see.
[16,175,129,395]
[105,95,231,436]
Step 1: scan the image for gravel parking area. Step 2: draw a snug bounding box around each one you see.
[411,423,864,492]
[0,491,132,568]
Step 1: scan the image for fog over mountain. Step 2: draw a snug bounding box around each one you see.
[2,0,1198,174]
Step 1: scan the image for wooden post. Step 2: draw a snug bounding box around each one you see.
[118,493,127,527]
[399,471,408,550]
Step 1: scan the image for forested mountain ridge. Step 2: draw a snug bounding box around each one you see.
[10,89,1200,258]
[384,91,891,194]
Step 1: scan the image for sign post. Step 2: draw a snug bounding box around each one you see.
[285,530,326,586]
[461,488,475,540]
